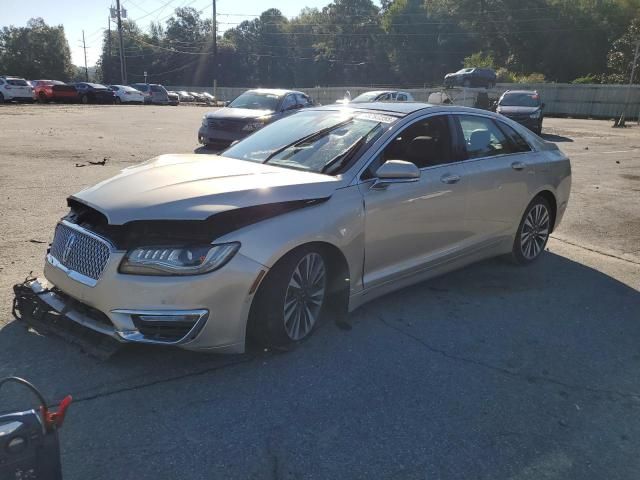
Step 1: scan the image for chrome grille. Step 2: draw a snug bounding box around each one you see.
[49,223,111,281]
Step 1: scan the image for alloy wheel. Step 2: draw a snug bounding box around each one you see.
[283,252,326,341]
[520,203,550,260]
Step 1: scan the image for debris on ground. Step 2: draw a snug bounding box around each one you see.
[88,158,108,166]
[75,157,108,167]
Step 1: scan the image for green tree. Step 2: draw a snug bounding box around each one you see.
[0,18,74,80]
[607,18,640,83]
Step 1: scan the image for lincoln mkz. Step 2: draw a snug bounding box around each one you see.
[30,102,571,353]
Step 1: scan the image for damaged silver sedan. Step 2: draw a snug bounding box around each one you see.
[31,103,571,353]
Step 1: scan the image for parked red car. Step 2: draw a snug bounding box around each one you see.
[32,80,78,103]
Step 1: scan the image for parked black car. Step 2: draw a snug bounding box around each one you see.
[496,90,544,135]
[72,83,116,104]
[198,89,314,150]
[444,68,497,88]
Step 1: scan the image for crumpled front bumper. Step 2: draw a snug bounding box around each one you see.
[36,250,267,353]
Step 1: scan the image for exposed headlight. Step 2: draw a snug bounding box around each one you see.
[242,121,264,132]
[201,116,208,127]
[529,110,541,119]
[119,242,240,276]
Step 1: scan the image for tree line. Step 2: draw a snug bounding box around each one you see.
[1,0,640,87]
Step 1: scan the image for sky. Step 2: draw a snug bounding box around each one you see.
[1,0,337,66]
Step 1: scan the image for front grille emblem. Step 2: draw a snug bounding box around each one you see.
[61,233,77,263]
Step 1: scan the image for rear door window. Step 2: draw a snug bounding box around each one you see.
[397,93,408,101]
[497,122,532,153]
[7,79,28,86]
[295,93,311,107]
[280,94,297,111]
[456,115,515,159]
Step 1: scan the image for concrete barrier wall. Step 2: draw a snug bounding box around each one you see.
[168,83,640,118]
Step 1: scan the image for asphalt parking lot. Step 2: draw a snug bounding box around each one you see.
[0,104,639,479]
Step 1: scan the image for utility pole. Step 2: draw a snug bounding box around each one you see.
[212,0,217,99]
[106,17,111,84]
[115,0,127,84]
[82,30,89,81]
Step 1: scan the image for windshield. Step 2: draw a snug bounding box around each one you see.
[499,92,541,107]
[228,91,280,111]
[222,110,394,174]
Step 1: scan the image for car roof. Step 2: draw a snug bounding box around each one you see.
[311,102,507,118]
[313,102,432,116]
[246,88,303,97]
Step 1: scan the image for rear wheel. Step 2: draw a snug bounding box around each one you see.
[249,247,328,348]
[38,93,48,103]
[81,94,89,104]
[0,93,5,104]
[511,196,551,264]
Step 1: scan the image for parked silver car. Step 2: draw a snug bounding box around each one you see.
[338,90,414,104]
[129,83,169,105]
[198,89,314,149]
[31,103,571,353]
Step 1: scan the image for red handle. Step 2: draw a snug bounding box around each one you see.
[41,395,73,431]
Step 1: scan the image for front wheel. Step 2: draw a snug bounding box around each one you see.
[0,93,5,104]
[115,97,122,105]
[81,94,89,104]
[511,196,552,264]
[249,247,328,348]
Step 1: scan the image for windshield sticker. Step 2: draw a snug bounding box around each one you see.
[355,113,396,124]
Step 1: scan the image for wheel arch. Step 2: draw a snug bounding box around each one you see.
[247,240,351,342]
[533,189,558,233]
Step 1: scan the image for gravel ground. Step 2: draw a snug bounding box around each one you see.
[0,104,639,479]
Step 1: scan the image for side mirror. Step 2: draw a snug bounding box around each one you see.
[371,160,420,190]
[541,102,546,109]
[224,101,230,107]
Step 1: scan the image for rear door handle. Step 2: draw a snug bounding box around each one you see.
[440,174,461,184]
[511,161,526,171]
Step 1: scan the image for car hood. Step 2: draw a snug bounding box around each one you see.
[497,105,540,114]
[204,107,274,120]
[71,154,339,225]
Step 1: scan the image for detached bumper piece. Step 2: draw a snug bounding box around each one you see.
[12,279,210,357]
[12,279,123,360]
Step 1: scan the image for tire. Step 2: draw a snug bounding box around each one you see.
[511,196,552,265]
[81,94,89,104]
[0,93,4,104]
[115,97,122,105]
[249,246,329,349]
[38,93,48,104]
[463,79,472,87]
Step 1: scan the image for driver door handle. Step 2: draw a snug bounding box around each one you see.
[440,174,461,184]
[511,161,526,171]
